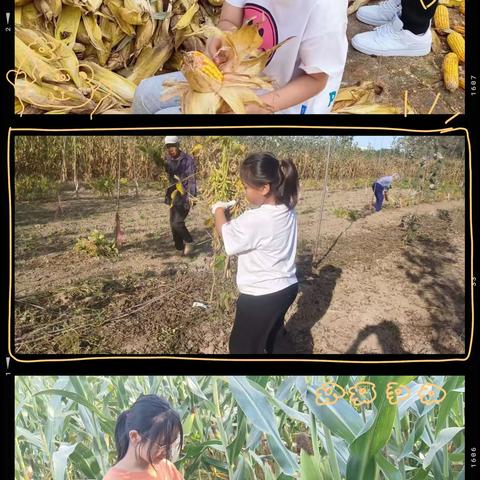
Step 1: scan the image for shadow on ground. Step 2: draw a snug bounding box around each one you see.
[287,252,342,354]
[345,321,410,354]
[400,235,465,354]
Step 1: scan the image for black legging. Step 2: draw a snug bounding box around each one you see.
[229,283,298,354]
[401,0,438,35]
[169,199,193,250]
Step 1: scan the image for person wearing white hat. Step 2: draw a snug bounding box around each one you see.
[163,137,197,256]
[352,0,437,57]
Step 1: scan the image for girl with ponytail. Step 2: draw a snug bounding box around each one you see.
[103,394,184,480]
[211,152,300,355]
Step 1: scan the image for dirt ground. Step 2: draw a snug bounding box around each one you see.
[345,7,464,114]
[14,185,465,355]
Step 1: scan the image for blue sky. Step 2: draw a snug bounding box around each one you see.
[354,136,396,150]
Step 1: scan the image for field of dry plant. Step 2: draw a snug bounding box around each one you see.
[13,136,466,355]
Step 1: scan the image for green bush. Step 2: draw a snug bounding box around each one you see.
[15,175,58,201]
[74,230,118,258]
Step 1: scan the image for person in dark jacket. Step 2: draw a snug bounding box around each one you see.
[164,136,197,256]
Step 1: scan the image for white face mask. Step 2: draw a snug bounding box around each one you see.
[170,435,181,463]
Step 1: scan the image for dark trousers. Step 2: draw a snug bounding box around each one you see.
[372,182,385,212]
[169,201,193,250]
[401,0,437,34]
[229,283,299,354]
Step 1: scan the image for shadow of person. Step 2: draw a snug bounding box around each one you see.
[345,320,409,354]
[286,256,342,354]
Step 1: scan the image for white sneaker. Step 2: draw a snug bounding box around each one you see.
[351,16,432,57]
[356,0,401,27]
[183,242,194,256]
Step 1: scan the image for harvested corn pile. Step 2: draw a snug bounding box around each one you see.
[11,0,222,114]
[162,23,287,113]
[432,1,465,92]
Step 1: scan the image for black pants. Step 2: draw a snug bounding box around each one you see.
[169,201,193,250]
[401,0,437,34]
[229,283,299,354]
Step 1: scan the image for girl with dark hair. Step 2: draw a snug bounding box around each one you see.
[103,394,184,480]
[212,152,300,355]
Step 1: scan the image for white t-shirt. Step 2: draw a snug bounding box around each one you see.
[226,0,348,114]
[221,204,298,296]
[377,175,394,189]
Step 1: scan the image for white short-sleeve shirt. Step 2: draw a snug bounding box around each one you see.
[225,0,348,114]
[221,204,298,296]
[377,176,394,189]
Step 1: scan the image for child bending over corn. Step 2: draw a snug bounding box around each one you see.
[212,153,299,354]
[103,395,183,480]
[132,1,348,114]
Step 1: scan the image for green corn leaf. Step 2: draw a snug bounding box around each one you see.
[346,376,415,480]
[300,450,319,480]
[228,376,298,475]
[227,411,247,463]
[422,427,464,469]
[436,376,463,434]
[52,443,77,480]
[232,454,255,480]
[304,386,363,444]
[376,453,402,480]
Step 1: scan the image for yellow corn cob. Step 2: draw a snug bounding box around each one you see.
[434,5,450,31]
[459,78,465,89]
[208,0,224,6]
[453,25,465,36]
[447,31,465,62]
[443,52,459,92]
[459,0,465,14]
[181,51,224,93]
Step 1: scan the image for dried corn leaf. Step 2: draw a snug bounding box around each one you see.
[127,41,173,84]
[55,5,82,47]
[82,14,105,52]
[174,3,200,30]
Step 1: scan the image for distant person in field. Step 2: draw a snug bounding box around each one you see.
[164,136,197,256]
[103,394,184,480]
[372,173,400,212]
[212,152,299,354]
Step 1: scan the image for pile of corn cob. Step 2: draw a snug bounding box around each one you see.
[13,0,222,114]
[433,0,465,92]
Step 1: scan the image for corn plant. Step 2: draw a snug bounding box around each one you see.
[15,375,465,480]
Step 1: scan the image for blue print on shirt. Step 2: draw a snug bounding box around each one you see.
[328,91,337,108]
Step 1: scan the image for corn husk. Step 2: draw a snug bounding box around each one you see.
[14,77,96,113]
[55,5,82,47]
[82,61,137,103]
[128,42,173,84]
